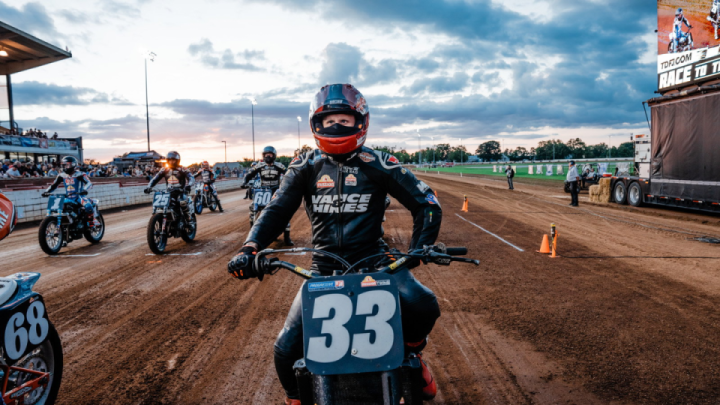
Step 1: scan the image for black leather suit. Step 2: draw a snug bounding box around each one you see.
[244,147,442,399]
[148,167,195,219]
[243,161,286,190]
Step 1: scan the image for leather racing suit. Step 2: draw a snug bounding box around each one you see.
[45,172,98,223]
[244,147,442,399]
[148,167,196,221]
[244,161,291,235]
[194,168,224,211]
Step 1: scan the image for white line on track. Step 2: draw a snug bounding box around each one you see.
[145,252,204,256]
[455,213,525,252]
[51,253,102,257]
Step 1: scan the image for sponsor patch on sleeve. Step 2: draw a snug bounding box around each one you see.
[345,174,357,186]
[426,194,440,206]
[417,181,430,193]
[387,155,399,164]
[317,174,335,189]
[358,152,376,162]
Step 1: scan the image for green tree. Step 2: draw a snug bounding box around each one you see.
[293,144,314,157]
[615,142,633,158]
[448,145,468,162]
[565,138,587,158]
[475,141,501,161]
[586,143,608,158]
[535,139,570,160]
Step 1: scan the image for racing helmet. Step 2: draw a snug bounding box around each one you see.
[676,7,683,16]
[166,151,181,169]
[202,160,209,169]
[262,146,277,164]
[309,84,369,156]
[61,156,78,175]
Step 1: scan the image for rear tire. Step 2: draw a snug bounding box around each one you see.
[194,195,203,215]
[38,217,63,255]
[614,181,628,205]
[181,213,197,242]
[83,213,105,243]
[628,182,643,207]
[147,213,168,254]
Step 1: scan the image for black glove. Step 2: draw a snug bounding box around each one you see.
[406,248,426,270]
[41,192,50,197]
[228,245,261,280]
[241,183,249,189]
[144,188,153,194]
[79,190,88,196]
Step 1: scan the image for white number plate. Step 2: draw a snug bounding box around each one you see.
[253,190,272,207]
[153,192,171,208]
[3,298,50,361]
[301,273,404,375]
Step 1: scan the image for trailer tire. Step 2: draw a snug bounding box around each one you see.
[614,182,627,205]
[628,182,643,207]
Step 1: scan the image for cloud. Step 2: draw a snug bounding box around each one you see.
[0,1,63,40]
[13,81,133,106]
[187,38,266,71]
[403,72,470,95]
[318,43,399,86]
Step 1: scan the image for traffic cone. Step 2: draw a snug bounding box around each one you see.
[550,232,560,258]
[461,195,468,212]
[536,234,551,254]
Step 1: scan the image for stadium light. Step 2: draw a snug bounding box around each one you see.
[297,116,302,151]
[222,140,227,168]
[250,98,257,161]
[0,50,7,57]
[140,49,156,152]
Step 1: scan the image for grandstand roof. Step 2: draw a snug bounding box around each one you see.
[0,21,72,75]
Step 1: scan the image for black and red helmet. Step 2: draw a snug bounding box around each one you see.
[309,84,369,156]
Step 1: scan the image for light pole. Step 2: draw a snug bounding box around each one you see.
[297,116,302,151]
[431,136,435,164]
[251,98,257,161]
[459,138,463,164]
[222,140,227,168]
[142,50,156,152]
[417,129,421,166]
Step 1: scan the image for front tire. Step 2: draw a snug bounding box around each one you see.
[147,213,168,254]
[628,182,643,207]
[11,321,63,405]
[38,217,63,255]
[614,181,628,205]
[194,195,203,215]
[83,213,105,243]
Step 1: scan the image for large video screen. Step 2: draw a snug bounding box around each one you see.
[657,0,720,91]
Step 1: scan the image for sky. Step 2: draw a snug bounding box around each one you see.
[2,0,657,164]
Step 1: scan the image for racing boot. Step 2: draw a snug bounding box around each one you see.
[283,230,294,246]
[284,398,301,405]
[417,353,437,400]
[244,188,250,200]
[216,197,224,213]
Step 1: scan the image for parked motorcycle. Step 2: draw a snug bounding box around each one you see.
[193,182,219,215]
[38,193,104,255]
[0,272,63,404]
[244,244,478,404]
[146,189,197,254]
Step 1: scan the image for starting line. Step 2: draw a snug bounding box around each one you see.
[145,252,204,256]
[455,214,525,252]
[51,253,102,257]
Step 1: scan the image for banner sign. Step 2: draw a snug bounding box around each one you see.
[0,135,74,150]
[658,0,720,91]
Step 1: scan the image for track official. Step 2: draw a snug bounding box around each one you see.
[567,160,580,206]
[505,165,514,190]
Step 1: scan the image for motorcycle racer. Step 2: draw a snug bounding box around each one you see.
[708,0,720,40]
[670,8,693,52]
[144,151,195,224]
[42,156,99,225]
[193,161,224,212]
[228,84,441,404]
[243,146,293,246]
[243,161,259,200]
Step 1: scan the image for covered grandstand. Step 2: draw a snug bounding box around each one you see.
[0,20,80,163]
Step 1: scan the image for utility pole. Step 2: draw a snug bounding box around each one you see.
[297,116,302,151]
[222,141,227,168]
[143,51,156,151]
[417,129,421,166]
[251,98,257,161]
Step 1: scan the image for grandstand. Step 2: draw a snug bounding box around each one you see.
[0,21,80,163]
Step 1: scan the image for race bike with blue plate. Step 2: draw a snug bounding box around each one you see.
[38,194,104,255]
[249,186,273,227]
[193,182,219,215]
[249,244,478,404]
[0,272,63,404]
[146,189,197,254]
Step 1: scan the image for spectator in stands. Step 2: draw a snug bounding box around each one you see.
[5,163,21,179]
[48,165,59,177]
[1,160,8,172]
[52,132,58,139]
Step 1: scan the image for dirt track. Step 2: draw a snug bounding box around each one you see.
[2,176,720,404]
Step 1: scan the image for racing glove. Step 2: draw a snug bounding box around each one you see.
[228,245,261,280]
[144,188,153,194]
[41,192,50,197]
[406,248,426,270]
[79,190,89,196]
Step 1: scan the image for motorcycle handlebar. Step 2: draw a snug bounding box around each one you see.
[444,247,467,256]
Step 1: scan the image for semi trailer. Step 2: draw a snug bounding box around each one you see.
[610,86,720,213]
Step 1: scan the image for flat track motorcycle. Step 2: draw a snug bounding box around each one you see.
[245,244,478,404]
[146,189,197,254]
[0,272,63,404]
[248,186,273,227]
[38,194,104,255]
[193,182,219,215]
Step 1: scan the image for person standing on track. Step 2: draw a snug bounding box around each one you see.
[567,160,580,207]
[227,83,442,405]
[505,164,514,190]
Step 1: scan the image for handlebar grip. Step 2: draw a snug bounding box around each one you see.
[445,247,467,256]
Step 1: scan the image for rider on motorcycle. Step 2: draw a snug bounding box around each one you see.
[708,0,720,39]
[671,8,693,52]
[193,161,224,212]
[228,84,442,404]
[242,146,293,246]
[143,151,195,223]
[42,156,99,225]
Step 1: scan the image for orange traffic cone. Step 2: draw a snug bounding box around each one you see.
[461,195,468,212]
[550,232,560,258]
[536,234,551,254]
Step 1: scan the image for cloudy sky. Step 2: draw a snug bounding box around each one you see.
[3,0,656,164]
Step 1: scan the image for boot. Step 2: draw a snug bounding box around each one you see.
[284,230,294,246]
[417,353,437,400]
[216,197,224,212]
[244,189,250,200]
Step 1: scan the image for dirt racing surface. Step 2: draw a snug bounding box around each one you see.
[2,177,720,404]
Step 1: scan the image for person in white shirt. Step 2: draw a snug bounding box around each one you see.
[566,160,580,206]
[505,165,514,190]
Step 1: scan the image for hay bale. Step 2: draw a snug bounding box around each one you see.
[597,192,611,203]
[589,185,601,196]
[598,177,612,194]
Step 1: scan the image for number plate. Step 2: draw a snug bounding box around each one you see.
[301,273,404,375]
[152,192,171,208]
[46,195,64,213]
[253,190,272,207]
[0,296,50,362]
